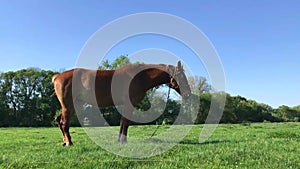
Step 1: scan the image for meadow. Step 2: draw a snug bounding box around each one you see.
[1,123,299,169]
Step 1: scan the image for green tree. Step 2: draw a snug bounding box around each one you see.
[162,99,181,125]
[195,93,211,124]
[292,106,300,122]
[0,68,59,127]
[221,93,238,123]
[99,55,130,70]
[0,74,12,126]
[274,105,300,122]
[217,94,277,123]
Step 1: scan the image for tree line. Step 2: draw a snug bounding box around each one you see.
[0,56,299,127]
[0,68,60,126]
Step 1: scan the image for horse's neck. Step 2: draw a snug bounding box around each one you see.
[144,65,171,90]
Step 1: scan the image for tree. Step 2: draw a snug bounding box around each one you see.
[292,106,300,122]
[274,105,300,122]
[0,75,11,126]
[0,68,59,127]
[221,93,238,123]
[188,76,211,95]
[99,55,130,70]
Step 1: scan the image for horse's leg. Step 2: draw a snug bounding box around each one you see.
[55,113,66,145]
[60,108,73,146]
[119,117,130,144]
[53,76,76,146]
[118,103,133,144]
[118,120,124,142]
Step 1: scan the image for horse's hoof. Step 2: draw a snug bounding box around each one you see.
[118,138,127,144]
[65,142,73,146]
[118,141,127,144]
[61,141,73,146]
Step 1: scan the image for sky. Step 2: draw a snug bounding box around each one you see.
[0,0,299,108]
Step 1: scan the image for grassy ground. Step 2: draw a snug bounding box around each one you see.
[0,123,299,169]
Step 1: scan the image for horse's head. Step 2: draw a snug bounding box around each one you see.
[169,61,191,99]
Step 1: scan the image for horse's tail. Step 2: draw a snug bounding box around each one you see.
[52,74,59,83]
[51,74,60,97]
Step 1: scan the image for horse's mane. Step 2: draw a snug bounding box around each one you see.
[116,63,175,73]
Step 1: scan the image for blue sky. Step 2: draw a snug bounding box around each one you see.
[0,1,299,108]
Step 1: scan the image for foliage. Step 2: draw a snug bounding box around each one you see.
[219,94,282,123]
[0,68,59,127]
[273,105,300,122]
[0,123,299,168]
[98,55,130,70]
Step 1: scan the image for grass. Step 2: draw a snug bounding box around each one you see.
[0,123,299,168]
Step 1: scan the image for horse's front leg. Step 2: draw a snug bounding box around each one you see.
[119,117,130,144]
[118,103,133,144]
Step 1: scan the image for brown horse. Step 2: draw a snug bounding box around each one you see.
[52,61,191,146]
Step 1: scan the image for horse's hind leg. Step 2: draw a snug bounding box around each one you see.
[59,108,73,146]
[55,111,73,146]
[53,78,74,146]
[55,113,66,145]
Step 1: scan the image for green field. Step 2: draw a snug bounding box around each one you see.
[1,123,299,169]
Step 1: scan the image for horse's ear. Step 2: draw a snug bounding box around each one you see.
[177,61,183,70]
[177,61,181,67]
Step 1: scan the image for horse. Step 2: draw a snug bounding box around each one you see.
[52,61,191,146]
